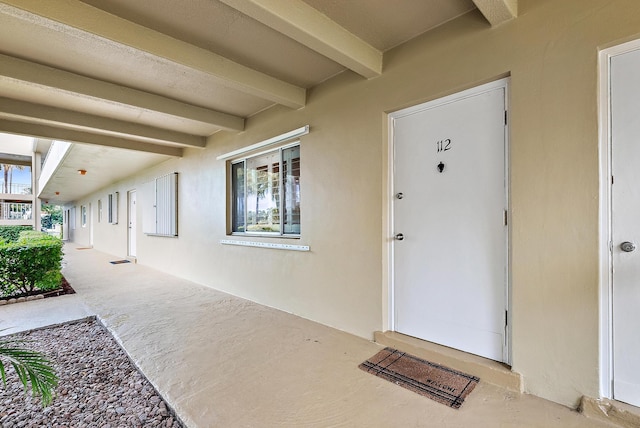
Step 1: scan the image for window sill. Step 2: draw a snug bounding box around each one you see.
[220,239,309,252]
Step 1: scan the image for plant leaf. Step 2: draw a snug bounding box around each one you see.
[0,343,58,406]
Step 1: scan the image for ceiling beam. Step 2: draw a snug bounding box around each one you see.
[1,0,306,109]
[0,154,31,166]
[0,97,207,149]
[472,0,517,27]
[220,0,382,79]
[0,54,244,132]
[0,119,183,157]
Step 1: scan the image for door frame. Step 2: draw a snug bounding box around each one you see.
[597,38,640,400]
[385,78,511,364]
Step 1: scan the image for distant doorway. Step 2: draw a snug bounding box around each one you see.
[128,190,137,257]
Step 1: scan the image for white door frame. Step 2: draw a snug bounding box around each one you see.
[385,78,511,364]
[598,38,640,400]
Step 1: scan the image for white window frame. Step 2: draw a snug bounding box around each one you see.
[230,142,301,237]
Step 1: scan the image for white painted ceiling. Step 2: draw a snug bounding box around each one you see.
[0,0,515,205]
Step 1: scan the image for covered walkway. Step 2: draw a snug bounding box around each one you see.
[0,244,615,427]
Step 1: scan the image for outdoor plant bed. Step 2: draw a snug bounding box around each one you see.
[0,276,75,305]
[0,318,184,427]
[0,229,65,304]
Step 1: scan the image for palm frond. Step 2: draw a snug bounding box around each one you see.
[0,341,58,407]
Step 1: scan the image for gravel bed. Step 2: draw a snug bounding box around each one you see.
[0,319,183,428]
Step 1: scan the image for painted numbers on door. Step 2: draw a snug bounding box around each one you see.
[436,139,452,153]
[436,139,452,173]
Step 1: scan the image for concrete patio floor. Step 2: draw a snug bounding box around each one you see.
[0,243,618,427]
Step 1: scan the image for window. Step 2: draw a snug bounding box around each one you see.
[108,192,118,224]
[81,205,87,227]
[231,144,300,235]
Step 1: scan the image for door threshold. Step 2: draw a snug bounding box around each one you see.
[580,396,640,427]
[374,331,521,392]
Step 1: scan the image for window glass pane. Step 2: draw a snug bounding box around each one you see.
[231,162,245,232]
[282,146,301,234]
[246,152,280,233]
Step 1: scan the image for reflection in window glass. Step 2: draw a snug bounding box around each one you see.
[231,144,301,236]
[283,146,300,234]
[246,151,280,233]
[231,162,245,232]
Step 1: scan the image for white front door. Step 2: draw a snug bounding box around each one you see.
[610,47,640,407]
[392,80,509,362]
[128,190,137,257]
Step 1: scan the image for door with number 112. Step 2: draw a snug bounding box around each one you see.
[392,80,509,363]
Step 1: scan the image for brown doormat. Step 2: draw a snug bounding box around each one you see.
[109,260,131,264]
[359,347,479,409]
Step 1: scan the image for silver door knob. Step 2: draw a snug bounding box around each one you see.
[621,241,636,252]
[395,233,404,241]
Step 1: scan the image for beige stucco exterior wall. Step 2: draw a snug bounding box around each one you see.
[67,0,640,408]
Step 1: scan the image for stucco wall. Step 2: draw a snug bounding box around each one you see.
[68,0,640,408]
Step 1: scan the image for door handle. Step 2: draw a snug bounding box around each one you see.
[395,233,404,241]
[620,241,636,252]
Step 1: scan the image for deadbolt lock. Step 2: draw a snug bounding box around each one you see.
[621,241,636,253]
[396,192,404,199]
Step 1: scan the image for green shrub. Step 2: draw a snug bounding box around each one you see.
[0,232,63,297]
[0,226,32,243]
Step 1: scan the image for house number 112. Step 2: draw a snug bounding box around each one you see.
[436,138,452,153]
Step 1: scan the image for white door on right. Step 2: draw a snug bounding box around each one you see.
[611,47,640,407]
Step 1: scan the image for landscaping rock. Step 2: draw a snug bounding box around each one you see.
[0,319,183,427]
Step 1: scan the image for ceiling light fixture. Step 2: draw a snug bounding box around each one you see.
[78,169,87,175]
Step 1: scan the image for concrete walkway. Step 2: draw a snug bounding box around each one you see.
[0,244,616,427]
